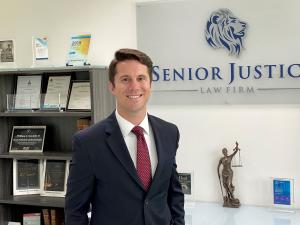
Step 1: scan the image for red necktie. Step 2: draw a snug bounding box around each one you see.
[132,126,152,191]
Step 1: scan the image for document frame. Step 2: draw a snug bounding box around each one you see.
[67,80,91,111]
[40,159,70,197]
[13,159,43,195]
[9,125,46,153]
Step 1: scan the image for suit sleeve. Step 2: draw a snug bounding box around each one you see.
[167,126,185,225]
[65,134,95,225]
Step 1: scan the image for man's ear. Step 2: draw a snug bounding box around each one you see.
[108,81,115,94]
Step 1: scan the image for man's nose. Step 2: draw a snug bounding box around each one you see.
[128,79,140,90]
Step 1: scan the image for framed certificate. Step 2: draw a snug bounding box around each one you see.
[43,76,71,109]
[0,39,15,63]
[9,126,46,153]
[13,159,42,195]
[67,81,91,110]
[41,159,69,197]
[14,75,42,110]
[270,177,295,211]
[178,171,194,201]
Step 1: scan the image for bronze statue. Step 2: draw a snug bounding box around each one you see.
[217,142,241,208]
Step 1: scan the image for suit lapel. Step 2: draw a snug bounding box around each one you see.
[148,116,168,190]
[105,113,144,189]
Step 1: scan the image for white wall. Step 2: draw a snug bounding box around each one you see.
[148,104,300,207]
[0,0,137,67]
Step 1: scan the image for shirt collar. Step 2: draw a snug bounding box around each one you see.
[115,109,150,136]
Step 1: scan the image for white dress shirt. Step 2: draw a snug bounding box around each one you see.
[115,110,158,178]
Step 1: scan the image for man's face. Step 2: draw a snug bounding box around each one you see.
[109,59,151,118]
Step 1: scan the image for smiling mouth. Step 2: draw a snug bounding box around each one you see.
[127,94,142,99]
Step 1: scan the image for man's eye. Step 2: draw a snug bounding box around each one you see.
[138,76,146,81]
[121,78,129,82]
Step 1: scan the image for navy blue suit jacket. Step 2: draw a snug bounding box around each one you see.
[65,112,185,225]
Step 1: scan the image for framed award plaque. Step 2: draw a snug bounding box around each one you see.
[178,171,194,202]
[9,126,46,153]
[13,159,42,195]
[270,177,295,211]
[41,159,70,197]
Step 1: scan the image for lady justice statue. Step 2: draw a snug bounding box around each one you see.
[217,142,241,208]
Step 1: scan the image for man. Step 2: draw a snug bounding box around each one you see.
[65,48,185,225]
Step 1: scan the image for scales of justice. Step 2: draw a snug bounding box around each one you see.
[217,141,243,208]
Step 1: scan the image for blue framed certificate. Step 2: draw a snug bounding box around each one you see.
[273,179,291,205]
[271,177,294,209]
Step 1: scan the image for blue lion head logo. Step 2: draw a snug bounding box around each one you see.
[205,9,248,56]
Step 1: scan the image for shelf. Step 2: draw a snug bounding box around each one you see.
[0,152,72,160]
[0,195,65,208]
[0,111,91,117]
[0,65,106,74]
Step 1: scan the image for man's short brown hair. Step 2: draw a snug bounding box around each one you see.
[108,48,153,85]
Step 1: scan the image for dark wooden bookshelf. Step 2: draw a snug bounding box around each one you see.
[0,152,72,160]
[0,111,91,117]
[0,66,115,223]
[0,195,65,208]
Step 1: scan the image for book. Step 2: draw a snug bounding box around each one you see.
[50,209,63,225]
[23,213,41,225]
[77,118,91,131]
[42,209,50,225]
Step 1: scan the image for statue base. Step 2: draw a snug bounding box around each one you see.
[223,196,241,208]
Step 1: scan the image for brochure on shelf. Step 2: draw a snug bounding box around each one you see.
[32,36,50,67]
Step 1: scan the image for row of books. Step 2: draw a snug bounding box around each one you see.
[8,75,91,111]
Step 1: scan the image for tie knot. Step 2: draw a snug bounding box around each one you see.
[132,126,144,136]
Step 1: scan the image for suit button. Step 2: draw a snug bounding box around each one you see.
[145,199,149,205]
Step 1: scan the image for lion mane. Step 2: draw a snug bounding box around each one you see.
[205,9,248,56]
